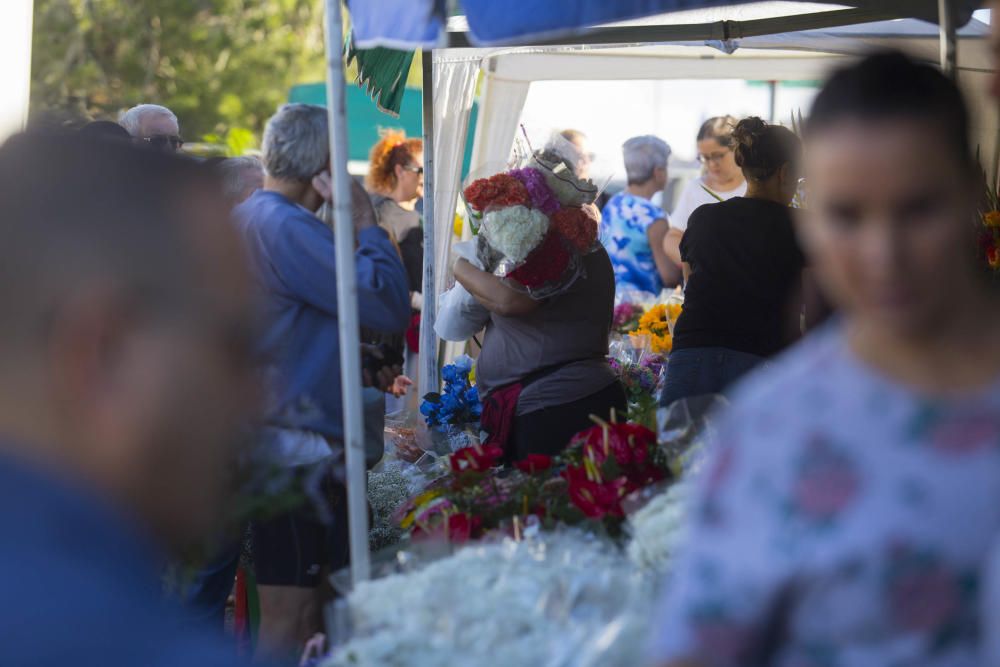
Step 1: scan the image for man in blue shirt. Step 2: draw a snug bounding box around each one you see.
[0,132,264,664]
[234,103,410,658]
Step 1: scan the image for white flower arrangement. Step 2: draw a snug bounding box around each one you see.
[626,480,692,571]
[480,205,549,265]
[321,531,659,667]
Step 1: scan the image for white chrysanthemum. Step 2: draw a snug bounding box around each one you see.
[480,205,549,265]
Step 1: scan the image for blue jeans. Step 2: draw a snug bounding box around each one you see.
[659,347,765,408]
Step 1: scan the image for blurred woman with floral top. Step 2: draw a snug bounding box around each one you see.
[652,51,1000,667]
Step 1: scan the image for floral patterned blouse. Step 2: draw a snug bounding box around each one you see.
[651,324,1000,667]
[600,191,668,297]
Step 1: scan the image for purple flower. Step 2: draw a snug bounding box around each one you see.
[509,167,561,215]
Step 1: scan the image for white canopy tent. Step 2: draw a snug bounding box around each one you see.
[421,4,995,385]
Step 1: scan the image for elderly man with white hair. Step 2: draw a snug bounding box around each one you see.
[119,103,183,152]
[600,134,681,297]
[234,103,409,659]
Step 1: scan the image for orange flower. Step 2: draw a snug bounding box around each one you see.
[985,211,1000,228]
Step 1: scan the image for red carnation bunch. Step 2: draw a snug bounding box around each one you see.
[508,231,570,288]
[463,173,531,212]
[551,205,599,252]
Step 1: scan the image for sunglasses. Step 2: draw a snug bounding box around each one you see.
[402,165,424,175]
[142,134,184,151]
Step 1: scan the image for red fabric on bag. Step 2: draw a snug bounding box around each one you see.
[405,312,420,353]
[479,381,524,455]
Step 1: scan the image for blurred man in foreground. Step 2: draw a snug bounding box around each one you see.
[0,131,259,665]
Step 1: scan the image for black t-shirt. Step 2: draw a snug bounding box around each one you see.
[673,197,805,358]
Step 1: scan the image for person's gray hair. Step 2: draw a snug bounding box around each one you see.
[218,156,264,200]
[119,104,179,137]
[622,135,671,185]
[261,104,329,182]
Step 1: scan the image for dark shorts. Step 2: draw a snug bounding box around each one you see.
[250,461,349,588]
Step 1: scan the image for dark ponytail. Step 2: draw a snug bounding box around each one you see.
[732,116,801,182]
[807,50,972,168]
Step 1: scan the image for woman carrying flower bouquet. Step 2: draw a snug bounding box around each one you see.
[659,116,805,407]
[653,51,1000,667]
[453,247,626,461]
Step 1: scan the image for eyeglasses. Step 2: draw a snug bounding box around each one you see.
[141,134,184,151]
[697,150,731,165]
[402,165,424,175]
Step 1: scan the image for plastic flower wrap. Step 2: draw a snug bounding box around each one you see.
[532,153,599,207]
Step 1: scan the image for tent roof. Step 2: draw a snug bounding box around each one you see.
[439,17,991,83]
[444,1,983,48]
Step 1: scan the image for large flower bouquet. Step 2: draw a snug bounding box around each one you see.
[461,146,602,299]
[395,416,672,543]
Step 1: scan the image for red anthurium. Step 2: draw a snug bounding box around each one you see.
[515,454,554,474]
[562,465,627,519]
[449,444,504,473]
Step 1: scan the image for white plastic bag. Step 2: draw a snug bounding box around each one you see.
[433,240,491,342]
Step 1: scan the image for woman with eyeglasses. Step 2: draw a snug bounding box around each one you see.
[671,116,747,228]
[659,116,804,407]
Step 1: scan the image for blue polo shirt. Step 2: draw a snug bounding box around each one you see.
[0,451,258,666]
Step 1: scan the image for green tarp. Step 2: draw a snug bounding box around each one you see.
[289,83,479,177]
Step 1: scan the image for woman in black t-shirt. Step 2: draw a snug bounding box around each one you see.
[660,117,804,407]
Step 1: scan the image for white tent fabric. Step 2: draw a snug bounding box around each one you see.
[0,0,33,141]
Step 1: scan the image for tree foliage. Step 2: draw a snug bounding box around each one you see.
[30,0,328,140]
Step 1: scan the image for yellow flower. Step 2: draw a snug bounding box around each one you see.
[399,489,442,529]
[666,302,683,322]
[650,332,673,354]
[635,305,668,335]
[469,363,476,385]
[453,214,464,237]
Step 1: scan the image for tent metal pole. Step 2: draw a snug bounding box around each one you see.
[322,0,370,585]
[418,51,440,400]
[938,0,957,77]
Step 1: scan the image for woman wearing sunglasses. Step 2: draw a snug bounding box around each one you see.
[366,130,425,406]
